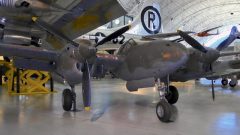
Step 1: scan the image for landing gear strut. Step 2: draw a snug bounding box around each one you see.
[155,78,178,122]
[62,86,77,111]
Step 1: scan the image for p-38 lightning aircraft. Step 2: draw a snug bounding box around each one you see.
[0,0,187,122]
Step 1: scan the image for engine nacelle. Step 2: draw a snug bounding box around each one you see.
[73,39,97,63]
[55,47,83,86]
[2,29,42,46]
[0,27,44,46]
[190,48,220,64]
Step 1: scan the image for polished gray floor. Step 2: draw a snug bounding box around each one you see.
[0,78,240,135]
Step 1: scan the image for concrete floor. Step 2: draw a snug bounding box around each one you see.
[0,78,240,135]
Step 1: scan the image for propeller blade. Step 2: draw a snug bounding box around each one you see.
[177,30,208,53]
[96,25,131,47]
[82,61,91,111]
[32,17,79,47]
[211,80,215,101]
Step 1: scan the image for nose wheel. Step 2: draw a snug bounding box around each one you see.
[62,89,73,111]
[62,86,77,111]
[156,100,171,122]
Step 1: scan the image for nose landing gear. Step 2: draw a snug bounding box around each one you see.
[62,86,77,111]
[62,89,73,111]
[155,78,179,122]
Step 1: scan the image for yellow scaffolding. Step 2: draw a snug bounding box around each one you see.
[0,59,12,85]
[1,60,56,95]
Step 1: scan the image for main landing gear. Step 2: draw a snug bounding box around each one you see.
[229,80,238,88]
[221,78,228,86]
[155,78,179,122]
[221,78,238,88]
[62,86,77,111]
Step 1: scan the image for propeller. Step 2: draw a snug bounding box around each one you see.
[177,30,208,53]
[95,25,131,47]
[32,17,130,110]
[177,30,217,101]
[82,61,91,110]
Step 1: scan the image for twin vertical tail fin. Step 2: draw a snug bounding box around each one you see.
[128,0,162,36]
[215,26,240,51]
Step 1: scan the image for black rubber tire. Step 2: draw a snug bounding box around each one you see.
[165,86,179,104]
[156,101,172,122]
[229,81,237,88]
[62,89,73,111]
[221,79,228,86]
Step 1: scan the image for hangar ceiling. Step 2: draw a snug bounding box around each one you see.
[118,0,240,33]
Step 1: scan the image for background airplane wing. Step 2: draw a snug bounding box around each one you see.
[142,31,194,40]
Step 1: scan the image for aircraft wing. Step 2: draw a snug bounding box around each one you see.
[206,59,240,79]
[0,43,57,61]
[206,69,240,79]
[0,43,58,71]
[1,0,126,49]
[44,0,126,49]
